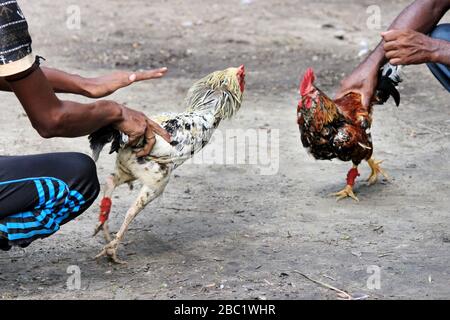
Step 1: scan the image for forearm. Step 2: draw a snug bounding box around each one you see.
[0,66,90,95]
[45,99,123,137]
[9,68,123,138]
[366,0,450,66]
[40,67,89,95]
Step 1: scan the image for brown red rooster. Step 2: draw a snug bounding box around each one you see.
[297,64,402,201]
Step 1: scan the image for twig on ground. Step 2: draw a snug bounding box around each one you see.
[378,252,393,258]
[322,274,336,281]
[417,123,450,136]
[293,270,354,300]
[162,207,213,213]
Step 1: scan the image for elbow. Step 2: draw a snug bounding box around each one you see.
[36,127,57,139]
[33,111,65,138]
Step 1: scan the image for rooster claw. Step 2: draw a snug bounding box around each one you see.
[367,159,389,186]
[95,241,127,265]
[332,185,359,202]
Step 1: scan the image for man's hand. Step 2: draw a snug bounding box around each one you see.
[335,59,381,108]
[114,106,171,157]
[83,67,168,98]
[382,29,439,65]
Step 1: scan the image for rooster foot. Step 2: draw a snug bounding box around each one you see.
[332,185,359,202]
[367,159,389,186]
[95,240,127,265]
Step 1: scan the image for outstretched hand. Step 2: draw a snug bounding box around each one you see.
[83,67,168,98]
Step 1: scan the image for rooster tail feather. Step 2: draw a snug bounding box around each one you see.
[88,126,123,162]
[375,63,402,107]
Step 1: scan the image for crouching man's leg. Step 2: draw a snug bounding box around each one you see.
[0,153,100,251]
[427,24,450,92]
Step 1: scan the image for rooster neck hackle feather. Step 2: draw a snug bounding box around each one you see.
[317,90,339,125]
[185,68,243,120]
[300,87,338,128]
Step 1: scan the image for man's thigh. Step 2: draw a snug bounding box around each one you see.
[0,152,99,218]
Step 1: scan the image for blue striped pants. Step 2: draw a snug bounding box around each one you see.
[0,153,100,250]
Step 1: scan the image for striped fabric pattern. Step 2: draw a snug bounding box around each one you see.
[0,177,85,244]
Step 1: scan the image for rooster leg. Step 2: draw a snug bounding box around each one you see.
[94,173,134,242]
[102,221,112,243]
[367,158,389,186]
[332,165,360,202]
[96,178,169,264]
[93,175,117,242]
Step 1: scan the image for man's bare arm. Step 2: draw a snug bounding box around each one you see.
[381,29,450,66]
[9,68,123,138]
[7,67,170,155]
[0,66,167,98]
[336,0,450,106]
[371,0,450,66]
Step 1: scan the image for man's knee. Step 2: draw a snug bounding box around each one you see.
[66,152,100,204]
[68,152,97,177]
[430,24,450,41]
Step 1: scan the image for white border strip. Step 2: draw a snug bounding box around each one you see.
[0,43,30,55]
[0,19,26,29]
[0,1,17,7]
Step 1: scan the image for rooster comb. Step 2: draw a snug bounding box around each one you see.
[300,67,316,97]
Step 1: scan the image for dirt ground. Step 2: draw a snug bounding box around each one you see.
[1,0,449,300]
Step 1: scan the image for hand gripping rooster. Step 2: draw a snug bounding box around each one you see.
[89,65,245,263]
[297,64,402,202]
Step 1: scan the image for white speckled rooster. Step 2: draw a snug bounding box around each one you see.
[89,65,245,263]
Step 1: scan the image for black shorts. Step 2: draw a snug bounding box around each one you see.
[0,153,100,250]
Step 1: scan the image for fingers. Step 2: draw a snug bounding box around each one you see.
[128,73,137,82]
[384,49,398,60]
[389,58,402,66]
[110,68,167,94]
[335,88,350,100]
[384,48,406,65]
[127,132,143,147]
[146,118,171,143]
[382,30,404,57]
[361,93,371,108]
[131,67,168,82]
[130,115,170,157]
[383,40,398,52]
[125,110,147,147]
[117,105,171,157]
[381,30,402,42]
[335,86,371,108]
[135,123,156,158]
